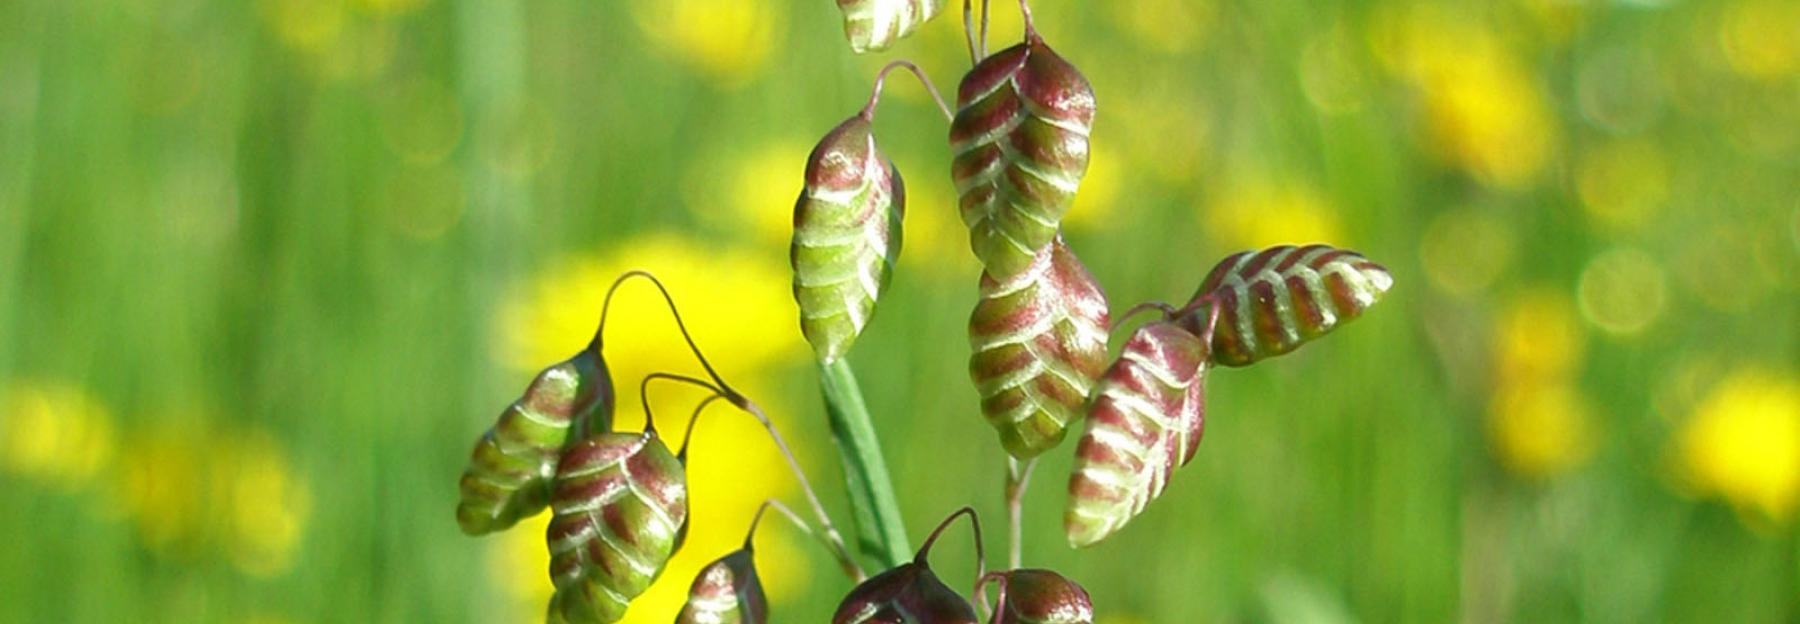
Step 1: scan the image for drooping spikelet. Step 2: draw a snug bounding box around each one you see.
[457,348,613,536]
[832,562,979,624]
[545,430,687,623]
[969,237,1111,459]
[1178,244,1393,367]
[1064,321,1207,548]
[950,34,1096,279]
[835,0,945,53]
[792,114,905,363]
[984,569,1095,624]
[675,549,768,624]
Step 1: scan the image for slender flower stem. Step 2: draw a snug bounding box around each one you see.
[736,399,868,581]
[818,358,912,568]
[861,60,955,123]
[1004,457,1035,569]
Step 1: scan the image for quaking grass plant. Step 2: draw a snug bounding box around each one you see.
[456,2,1394,621]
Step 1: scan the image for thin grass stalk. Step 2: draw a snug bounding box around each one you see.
[819,357,913,568]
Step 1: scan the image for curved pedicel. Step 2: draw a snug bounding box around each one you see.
[833,508,985,624]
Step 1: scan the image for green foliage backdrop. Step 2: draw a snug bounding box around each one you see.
[1,0,1796,622]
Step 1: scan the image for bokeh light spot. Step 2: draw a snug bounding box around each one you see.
[1676,369,1800,526]
[1577,247,1668,336]
[1418,206,1517,297]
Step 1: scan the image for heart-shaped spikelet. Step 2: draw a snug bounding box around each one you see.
[675,549,768,624]
[981,569,1094,624]
[545,430,687,623]
[949,34,1096,279]
[836,0,944,53]
[970,237,1111,459]
[792,114,905,364]
[1064,321,1208,548]
[457,348,612,536]
[1178,244,1393,367]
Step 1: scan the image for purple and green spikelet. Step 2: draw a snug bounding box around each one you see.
[1064,321,1207,548]
[950,34,1096,279]
[1178,244,1393,367]
[545,430,687,623]
[457,348,613,536]
[970,236,1110,459]
[792,114,905,364]
[675,549,768,624]
[836,0,945,53]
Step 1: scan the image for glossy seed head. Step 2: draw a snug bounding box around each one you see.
[990,569,1094,624]
[950,35,1095,279]
[832,562,980,624]
[836,0,945,53]
[675,549,768,624]
[545,431,688,623]
[457,348,613,536]
[1064,321,1208,548]
[792,114,905,364]
[1178,244,1393,367]
[970,237,1111,459]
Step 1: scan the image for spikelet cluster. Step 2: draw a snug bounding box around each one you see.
[836,0,945,53]
[1178,244,1393,367]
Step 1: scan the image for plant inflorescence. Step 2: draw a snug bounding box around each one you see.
[456,2,1394,621]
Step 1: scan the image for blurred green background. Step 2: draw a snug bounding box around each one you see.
[2,0,1797,621]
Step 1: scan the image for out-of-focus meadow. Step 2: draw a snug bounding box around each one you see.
[1,0,1797,621]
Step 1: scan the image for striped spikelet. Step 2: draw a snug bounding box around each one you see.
[836,0,944,53]
[457,348,613,536]
[1064,321,1208,548]
[985,569,1095,624]
[675,549,768,624]
[792,114,905,363]
[950,34,1095,279]
[970,237,1111,459]
[545,430,687,623]
[1178,244,1393,367]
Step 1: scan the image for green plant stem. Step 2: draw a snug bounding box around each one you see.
[818,357,912,568]
[1004,457,1035,570]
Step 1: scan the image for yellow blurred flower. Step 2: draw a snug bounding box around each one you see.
[219,430,312,578]
[1373,8,1555,189]
[1676,369,1800,526]
[113,422,311,576]
[114,424,210,556]
[0,380,117,490]
[1575,139,1669,232]
[1487,380,1597,479]
[1418,205,1517,298]
[1204,176,1342,251]
[630,0,784,88]
[1487,288,1597,479]
[1719,0,1800,80]
[1492,288,1586,384]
